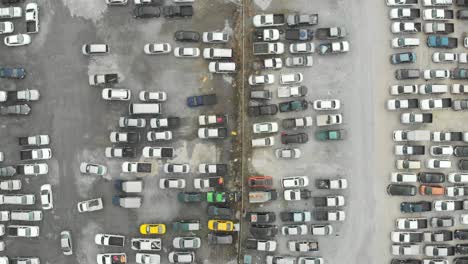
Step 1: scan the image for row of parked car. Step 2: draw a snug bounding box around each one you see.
[386,1,468,263]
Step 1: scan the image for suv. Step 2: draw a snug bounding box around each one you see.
[174,30,200,42]
[281,133,309,144]
[395,69,420,80]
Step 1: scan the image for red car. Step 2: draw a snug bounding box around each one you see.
[248,176,273,188]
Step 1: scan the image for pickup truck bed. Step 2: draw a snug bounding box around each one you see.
[136,163,152,173]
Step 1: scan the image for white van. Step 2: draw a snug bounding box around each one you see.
[128,103,161,115]
[203,48,233,59]
[208,62,236,73]
[10,210,42,221]
[418,84,448,94]
[280,73,303,84]
[82,44,109,55]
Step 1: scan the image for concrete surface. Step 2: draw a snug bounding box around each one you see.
[0,0,241,263]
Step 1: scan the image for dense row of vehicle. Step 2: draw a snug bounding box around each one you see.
[386,0,468,263]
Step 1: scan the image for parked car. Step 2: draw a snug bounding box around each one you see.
[4,33,31,47]
[202,31,228,43]
[174,47,200,58]
[80,162,107,176]
[133,5,160,18]
[174,30,200,42]
[144,43,171,55]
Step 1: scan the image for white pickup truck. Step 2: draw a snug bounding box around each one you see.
[277,86,308,98]
[25,3,38,34]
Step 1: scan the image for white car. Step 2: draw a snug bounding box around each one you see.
[202,32,229,43]
[159,178,186,189]
[391,22,420,33]
[282,176,309,188]
[391,172,417,183]
[280,73,303,84]
[391,37,420,48]
[448,173,468,183]
[310,224,333,235]
[0,22,13,34]
[80,162,107,176]
[434,200,457,211]
[387,0,418,5]
[426,159,451,169]
[446,186,466,197]
[163,164,190,174]
[425,245,454,257]
[105,0,128,4]
[392,244,421,256]
[432,131,453,142]
[419,98,449,110]
[136,253,161,264]
[430,145,453,156]
[423,69,450,80]
[460,53,468,64]
[97,254,127,264]
[418,84,448,94]
[275,148,301,159]
[396,159,421,170]
[168,251,195,263]
[289,42,315,54]
[139,91,167,102]
[313,99,341,110]
[147,131,172,141]
[0,180,21,191]
[251,137,274,147]
[284,189,309,201]
[461,214,468,225]
[432,52,457,63]
[423,0,452,6]
[390,85,418,95]
[40,184,53,210]
[82,44,109,55]
[8,225,40,237]
[174,47,200,57]
[281,224,307,235]
[0,211,9,221]
[77,198,103,213]
[101,88,131,101]
[4,34,31,47]
[144,43,171,55]
[252,122,278,134]
[119,117,146,128]
[208,62,236,73]
[95,234,125,247]
[248,74,275,85]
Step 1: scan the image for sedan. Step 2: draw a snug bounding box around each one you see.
[106,0,128,4]
[140,224,166,235]
[133,5,160,18]
[4,34,31,47]
[168,251,195,264]
[282,176,309,188]
[139,91,167,102]
[80,162,107,176]
[448,173,468,183]
[202,32,229,43]
[136,253,160,264]
[281,133,309,144]
[423,69,450,80]
[174,47,200,57]
[147,131,172,141]
[390,84,418,95]
[289,42,315,54]
[40,184,53,210]
[313,99,341,110]
[144,43,171,54]
[163,163,190,173]
[425,245,455,257]
[119,117,146,128]
[0,22,13,34]
[77,198,104,213]
[275,148,301,159]
[390,52,416,64]
[159,178,186,189]
[285,56,313,67]
[101,88,131,101]
[174,30,200,42]
[253,122,278,134]
[387,184,417,196]
[433,52,458,63]
[173,237,201,249]
[248,74,275,85]
[281,224,307,235]
[426,159,451,169]
[60,231,73,256]
[430,145,454,156]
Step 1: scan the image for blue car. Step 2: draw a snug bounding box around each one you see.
[390,52,416,65]
[186,94,217,107]
[0,67,25,79]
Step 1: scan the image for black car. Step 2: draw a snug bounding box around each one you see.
[249,224,278,238]
[246,212,276,223]
[395,69,420,80]
[457,244,468,254]
[456,258,468,264]
[390,259,421,264]
[249,104,278,116]
[418,172,445,183]
[207,206,232,218]
[186,94,217,107]
[174,30,200,42]
[455,146,468,157]
[431,217,454,228]
[207,233,232,245]
[133,5,160,18]
[460,160,468,170]
[387,184,417,196]
[455,230,468,240]
[162,5,193,18]
[400,201,432,213]
[281,133,309,144]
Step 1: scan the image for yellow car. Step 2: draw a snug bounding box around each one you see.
[208,220,234,232]
[139,224,166,235]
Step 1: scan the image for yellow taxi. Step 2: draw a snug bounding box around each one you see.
[207,220,234,232]
[139,224,166,235]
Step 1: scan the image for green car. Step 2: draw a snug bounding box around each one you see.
[206,191,226,203]
[315,129,345,141]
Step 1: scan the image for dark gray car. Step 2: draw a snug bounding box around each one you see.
[387,184,417,196]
